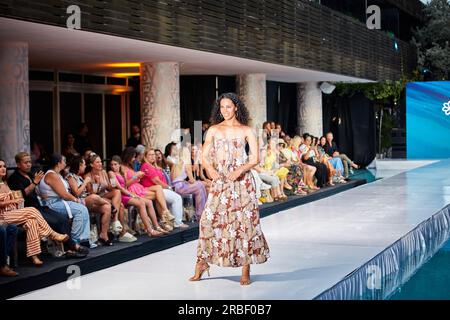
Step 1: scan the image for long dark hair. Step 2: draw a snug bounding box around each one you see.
[109,155,124,177]
[121,147,136,168]
[49,153,64,168]
[209,92,250,125]
[69,155,84,175]
[164,142,177,158]
[0,158,6,182]
[319,136,326,147]
[155,149,169,169]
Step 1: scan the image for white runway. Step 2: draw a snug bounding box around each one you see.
[13,160,450,300]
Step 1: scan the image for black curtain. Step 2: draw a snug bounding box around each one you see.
[266,81,278,126]
[323,93,376,167]
[218,76,236,95]
[265,81,298,137]
[278,83,298,137]
[128,76,141,129]
[180,75,238,133]
[180,75,217,132]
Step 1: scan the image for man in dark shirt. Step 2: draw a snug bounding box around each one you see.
[126,125,142,148]
[325,132,359,178]
[323,139,339,157]
[7,152,88,257]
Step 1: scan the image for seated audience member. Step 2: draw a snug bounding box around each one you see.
[8,152,87,257]
[108,156,166,236]
[283,134,292,146]
[250,169,273,205]
[0,223,18,276]
[121,147,185,229]
[318,137,346,183]
[126,125,142,148]
[276,123,286,138]
[155,149,171,182]
[262,138,289,199]
[1,158,70,266]
[36,154,90,247]
[262,121,272,144]
[164,143,207,222]
[290,136,318,192]
[140,149,184,224]
[310,135,336,186]
[83,150,95,163]
[270,121,276,130]
[280,139,307,195]
[67,156,113,246]
[85,153,124,235]
[323,132,359,178]
[253,161,284,202]
[133,144,145,172]
[300,134,328,188]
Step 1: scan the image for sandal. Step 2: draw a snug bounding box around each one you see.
[147,228,163,237]
[156,226,169,234]
[294,189,307,195]
[163,210,175,221]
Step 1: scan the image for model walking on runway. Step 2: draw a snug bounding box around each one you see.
[189,92,270,285]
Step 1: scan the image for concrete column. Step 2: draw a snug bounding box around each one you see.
[236,74,267,132]
[140,62,180,150]
[297,82,323,137]
[0,42,30,166]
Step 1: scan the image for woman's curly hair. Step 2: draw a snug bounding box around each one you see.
[209,92,250,126]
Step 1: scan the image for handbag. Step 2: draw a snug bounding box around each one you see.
[261,189,274,203]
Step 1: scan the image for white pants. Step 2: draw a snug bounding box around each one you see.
[163,188,183,225]
[250,170,263,199]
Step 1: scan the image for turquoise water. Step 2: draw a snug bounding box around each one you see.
[389,238,450,300]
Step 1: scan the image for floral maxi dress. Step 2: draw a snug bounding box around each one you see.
[196,137,270,267]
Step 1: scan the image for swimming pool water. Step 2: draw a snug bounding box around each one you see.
[389,237,450,300]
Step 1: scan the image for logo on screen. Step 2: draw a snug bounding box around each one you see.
[443,101,450,116]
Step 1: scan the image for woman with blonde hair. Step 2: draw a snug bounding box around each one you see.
[140,148,184,227]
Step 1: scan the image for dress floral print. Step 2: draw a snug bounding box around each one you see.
[196,137,270,267]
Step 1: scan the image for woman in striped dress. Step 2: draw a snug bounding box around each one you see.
[0,159,69,266]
